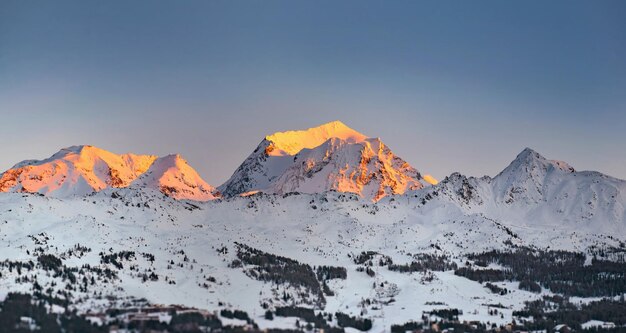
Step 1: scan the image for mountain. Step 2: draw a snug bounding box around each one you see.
[0,145,219,201]
[130,154,220,201]
[413,148,626,231]
[492,147,577,205]
[0,144,625,331]
[218,121,436,201]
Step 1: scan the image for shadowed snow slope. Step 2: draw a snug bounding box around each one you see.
[0,145,218,201]
[219,121,435,201]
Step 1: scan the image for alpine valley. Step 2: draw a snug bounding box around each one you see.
[1,121,625,333]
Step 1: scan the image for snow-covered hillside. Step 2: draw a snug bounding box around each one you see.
[0,145,219,201]
[0,176,623,331]
[219,121,436,201]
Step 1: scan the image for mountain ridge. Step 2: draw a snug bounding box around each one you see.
[1,126,625,208]
[407,147,626,232]
[219,121,436,201]
[0,145,218,201]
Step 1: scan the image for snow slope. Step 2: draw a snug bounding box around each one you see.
[0,187,622,330]
[219,121,436,201]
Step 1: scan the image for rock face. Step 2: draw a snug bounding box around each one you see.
[218,121,436,201]
[0,145,219,201]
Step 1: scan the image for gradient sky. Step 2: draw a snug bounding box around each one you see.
[1,1,625,185]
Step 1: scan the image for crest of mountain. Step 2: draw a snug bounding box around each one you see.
[413,148,626,229]
[218,121,436,201]
[0,145,219,201]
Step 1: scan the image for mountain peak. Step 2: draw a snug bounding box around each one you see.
[516,147,544,161]
[264,121,368,156]
[157,153,185,165]
[220,121,433,201]
[62,145,92,153]
[502,148,575,176]
[131,154,219,201]
[491,148,577,205]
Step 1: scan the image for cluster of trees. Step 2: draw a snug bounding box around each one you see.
[276,307,325,327]
[81,264,117,281]
[0,293,104,333]
[0,259,35,277]
[351,251,391,266]
[588,244,626,262]
[316,265,347,296]
[2,249,132,309]
[270,307,374,332]
[335,312,372,331]
[388,254,458,273]
[232,243,325,306]
[392,320,490,333]
[513,296,626,331]
[391,321,422,333]
[220,309,256,327]
[484,282,508,295]
[352,251,457,276]
[140,271,159,282]
[429,308,461,321]
[37,254,62,272]
[35,254,81,285]
[316,265,347,280]
[454,267,509,282]
[519,279,541,293]
[271,306,344,333]
[60,243,92,259]
[141,252,155,263]
[356,266,376,277]
[99,251,135,270]
[169,311,223,331]
[456,247,626,297]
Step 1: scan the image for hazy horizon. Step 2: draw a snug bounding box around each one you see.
[2,1,625,184]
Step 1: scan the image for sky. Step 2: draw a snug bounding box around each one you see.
[1,1,625,185]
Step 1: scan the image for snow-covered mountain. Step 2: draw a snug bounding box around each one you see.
[0,142,625,331]
[219,121,437,201]
[0,145,219,201]
[130,154,221,201]
[411,148,626,232]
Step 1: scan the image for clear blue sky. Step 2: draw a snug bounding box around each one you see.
[1,1,625,184]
